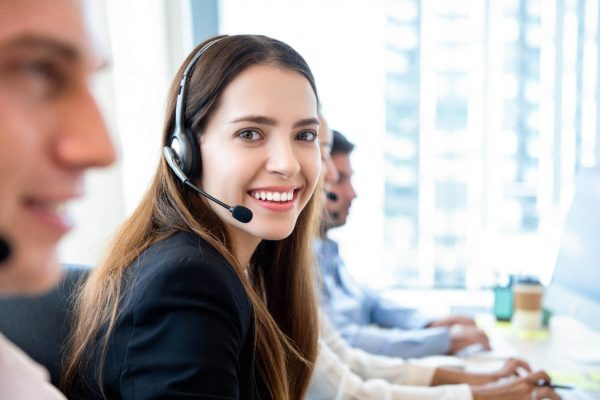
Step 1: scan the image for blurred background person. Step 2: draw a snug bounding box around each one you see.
[309,117,559,400]
[318,129,490,358]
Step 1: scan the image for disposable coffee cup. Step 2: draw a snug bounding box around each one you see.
[512,283,543,330]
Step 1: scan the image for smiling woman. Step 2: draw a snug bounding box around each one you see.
[199,64,321,249]
[63,35,322,400]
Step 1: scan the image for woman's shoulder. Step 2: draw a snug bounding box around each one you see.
[126,231,251,316]
[97,233,257,399]
[136,231,232,276]
[139,231,225,265]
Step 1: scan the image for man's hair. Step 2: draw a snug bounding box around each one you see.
[331,130,355,155]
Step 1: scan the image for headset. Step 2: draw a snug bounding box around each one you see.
[166,38,222,180]
[162,37,253,223]
[0,235,11,264]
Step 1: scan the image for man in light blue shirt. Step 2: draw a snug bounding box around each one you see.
[318,130,490,358]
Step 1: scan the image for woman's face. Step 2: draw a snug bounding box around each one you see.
[199,64,321,249]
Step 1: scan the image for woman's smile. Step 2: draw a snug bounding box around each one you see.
[248,185,302,212]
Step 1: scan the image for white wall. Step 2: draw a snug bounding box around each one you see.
[59,0,193,266]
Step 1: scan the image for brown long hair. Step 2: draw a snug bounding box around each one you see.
[62,35,321,400]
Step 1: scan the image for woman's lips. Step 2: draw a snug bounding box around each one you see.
[247,187,300,212]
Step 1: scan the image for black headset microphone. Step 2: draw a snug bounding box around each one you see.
[0,236,11,264]
[325,191,340,221]
[163,38,252,224]
[163,147,252,223]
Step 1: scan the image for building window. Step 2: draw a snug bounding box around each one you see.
[384,0,599,288]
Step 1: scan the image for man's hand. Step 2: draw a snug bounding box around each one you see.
[446,358,531,386]
[449,325,491,354]
[428,315,477,328]
[491,357,532,380]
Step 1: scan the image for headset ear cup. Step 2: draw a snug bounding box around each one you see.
[169,126,200,180]
[183,128,201,180]
[167,38,224,181]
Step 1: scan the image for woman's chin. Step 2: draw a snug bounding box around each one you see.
[259,226,296,241]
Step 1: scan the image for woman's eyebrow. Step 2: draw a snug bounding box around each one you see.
[293,117,320,128]
[231,115,277,126]
[230,116,320,129]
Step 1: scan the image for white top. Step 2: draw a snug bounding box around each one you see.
[0,334,65,400]
[307,314,473,400]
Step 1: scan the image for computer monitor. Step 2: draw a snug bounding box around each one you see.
[544,167,600,332]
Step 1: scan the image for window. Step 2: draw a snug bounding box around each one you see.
[383,0,600,288]
[214,0,599,290]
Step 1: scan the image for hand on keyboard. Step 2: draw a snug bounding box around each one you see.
[471,370,561,400]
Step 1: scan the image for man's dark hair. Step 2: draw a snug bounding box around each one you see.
[331,130,355,155]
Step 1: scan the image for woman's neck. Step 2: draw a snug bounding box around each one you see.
[226,227,261,269]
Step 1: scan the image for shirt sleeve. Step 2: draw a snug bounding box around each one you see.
[0,334,66,400]
[308,317,472,400]
[118,255,252,399]
[320,314,435,385]
[316,237,452,358]
[370,295,436,329]
[339,322,452,359]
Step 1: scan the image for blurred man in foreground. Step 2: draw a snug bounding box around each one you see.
[0,0,115,396]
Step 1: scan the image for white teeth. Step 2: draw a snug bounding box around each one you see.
[251,190,295,202]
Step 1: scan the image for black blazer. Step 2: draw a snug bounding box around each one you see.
[73,232,264,399]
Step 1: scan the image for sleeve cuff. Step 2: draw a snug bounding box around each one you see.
[401,363,437,386]
[436,384,473,400]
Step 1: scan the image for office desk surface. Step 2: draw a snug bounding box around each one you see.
[467,314,600,399]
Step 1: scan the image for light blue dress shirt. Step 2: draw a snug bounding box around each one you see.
[306,315,473,400]
[316,238,452,358]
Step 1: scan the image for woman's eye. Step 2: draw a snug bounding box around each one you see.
[238,129,262,141]
[296,130,317,142]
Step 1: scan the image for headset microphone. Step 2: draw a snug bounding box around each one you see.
[163,147,253,223]
[0,235,11,264]
[326,191,338,202]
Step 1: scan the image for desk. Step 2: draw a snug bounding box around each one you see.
[467,315,600,399]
